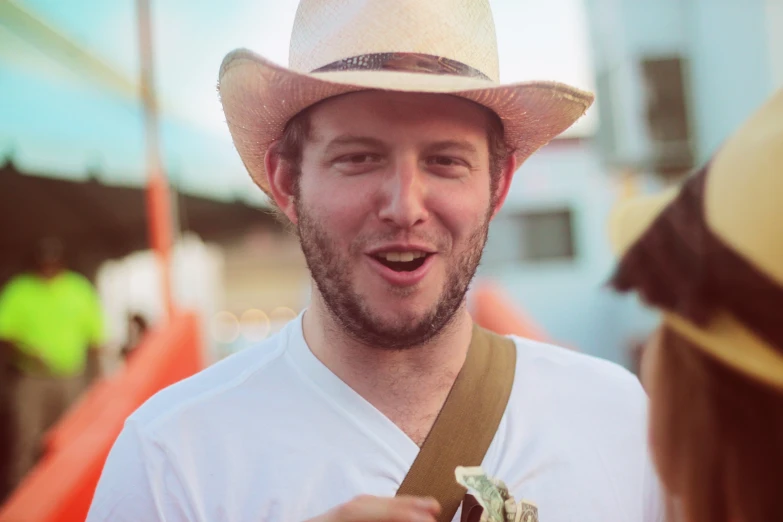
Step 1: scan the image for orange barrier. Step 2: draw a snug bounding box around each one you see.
[470,281,548,341]
[0,312,205,522]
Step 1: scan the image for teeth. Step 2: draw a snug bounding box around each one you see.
[379,251,426,262]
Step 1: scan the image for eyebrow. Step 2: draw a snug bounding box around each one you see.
[321,136,481,158]
[322,135,387,156]
[423,140,479,156]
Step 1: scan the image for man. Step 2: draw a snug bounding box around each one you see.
[88,1,662,521]
[0,237,104,491]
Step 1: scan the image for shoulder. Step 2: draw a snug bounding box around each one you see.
[128,328,291,433]
[60,271,96,291]
[0,276,37,311]
[0,274,35,295]
[89,331,297,521]
[508,335,647,420]
[511,335,643,394]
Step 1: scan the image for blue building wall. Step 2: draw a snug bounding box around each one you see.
[481,140,659,366]
[685,0,776,161]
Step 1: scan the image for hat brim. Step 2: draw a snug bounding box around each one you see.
[218,48,595,197]
[609,191,783,391]
[608,189,679,257]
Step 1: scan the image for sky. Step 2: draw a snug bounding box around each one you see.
[16,0,597,136]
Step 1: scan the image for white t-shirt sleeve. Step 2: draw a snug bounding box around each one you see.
[86,419,195,522]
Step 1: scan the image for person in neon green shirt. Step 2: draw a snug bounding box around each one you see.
[0,237,105,491]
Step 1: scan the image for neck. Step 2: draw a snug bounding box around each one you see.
[37,268,62,280]
[301,288,474,442]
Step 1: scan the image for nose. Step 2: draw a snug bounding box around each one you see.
[377,156,429,228]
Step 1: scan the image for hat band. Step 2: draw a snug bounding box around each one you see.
[610,165,783,354]
[312,52,491,81]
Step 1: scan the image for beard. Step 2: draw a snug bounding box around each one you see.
[296,200,491,350]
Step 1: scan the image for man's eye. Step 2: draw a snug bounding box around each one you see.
[427,156,464,167]
[338,154,381,164]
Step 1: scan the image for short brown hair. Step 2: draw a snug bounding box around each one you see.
[650,326,783,522]
[272,97,512,221]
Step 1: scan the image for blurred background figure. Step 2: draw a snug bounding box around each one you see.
[119,312,148,362]
[0,237,104,494]
[0,322,12,504]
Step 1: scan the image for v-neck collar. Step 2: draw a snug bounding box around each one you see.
[284,311,421,467]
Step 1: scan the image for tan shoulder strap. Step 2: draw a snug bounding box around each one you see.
[396,325,517,522]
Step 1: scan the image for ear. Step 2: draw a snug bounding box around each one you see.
[264,142,299,224]
[489,154,517,220]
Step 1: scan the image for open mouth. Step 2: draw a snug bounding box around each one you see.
[371,251,431,272]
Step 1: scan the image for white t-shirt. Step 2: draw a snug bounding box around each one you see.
[87,313,663,522]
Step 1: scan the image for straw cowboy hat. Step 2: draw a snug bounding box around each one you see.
[218,0,594,197]
[609,88,783,391]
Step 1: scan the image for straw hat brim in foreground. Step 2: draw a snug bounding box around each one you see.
[218,49,595,197]
[609,189,783,392]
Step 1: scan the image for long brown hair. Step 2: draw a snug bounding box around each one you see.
[650,327,783,522]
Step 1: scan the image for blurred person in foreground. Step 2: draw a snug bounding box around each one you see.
[0,237,104,490]
[609,87,783,522]
[87,1,663,521]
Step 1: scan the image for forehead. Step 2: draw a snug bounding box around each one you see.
[306,91,493,140]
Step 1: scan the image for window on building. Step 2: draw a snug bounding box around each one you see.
[516,208,576,262]
[641,55,694,179]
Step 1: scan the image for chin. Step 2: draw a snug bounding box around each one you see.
[377,287,440,311]
[370,300,428,322]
